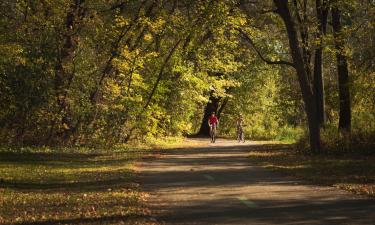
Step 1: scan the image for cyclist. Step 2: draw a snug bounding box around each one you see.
[208,112,219,142]
[236,115,245,142]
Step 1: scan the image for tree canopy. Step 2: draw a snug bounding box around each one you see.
[1,0,374,152]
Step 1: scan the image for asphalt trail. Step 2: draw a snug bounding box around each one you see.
[139,139,375,225]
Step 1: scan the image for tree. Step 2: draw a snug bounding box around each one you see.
[313,0,329,126]
[50,0,86,142]
[237,0,323,151]
[0,0,373,148]
[331,2,351,133]
[272,0,322,152]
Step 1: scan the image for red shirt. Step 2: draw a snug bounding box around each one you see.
[209,115,218,125]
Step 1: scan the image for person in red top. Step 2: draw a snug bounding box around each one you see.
[208,112,219,136]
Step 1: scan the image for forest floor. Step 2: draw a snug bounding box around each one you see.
[139,138,375,224]
[247,144,375,197]
[0,139,213,225]
[0,149,152,225]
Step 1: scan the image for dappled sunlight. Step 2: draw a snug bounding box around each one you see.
[0,0,374,224]
[139,140,375,224]
[247,147,375,197]
[0,152,149,224]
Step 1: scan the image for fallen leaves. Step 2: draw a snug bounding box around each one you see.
[0,151,150,224]
[248,147,375,198]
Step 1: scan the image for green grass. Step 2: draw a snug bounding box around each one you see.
[0,148,151,225]
[248,145,375,197]
[142,136,208,149]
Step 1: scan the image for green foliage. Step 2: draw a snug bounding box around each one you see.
[0,0,235,145]
[0,0,374,149]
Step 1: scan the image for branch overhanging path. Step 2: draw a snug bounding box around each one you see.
[236,28,295,68]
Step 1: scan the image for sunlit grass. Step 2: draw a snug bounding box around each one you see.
[144,136,207,150]
[0,149,150,225]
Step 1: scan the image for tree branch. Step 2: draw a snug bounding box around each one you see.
[143,37,183,110]
[258,9,278,14]
[236,28,295,68]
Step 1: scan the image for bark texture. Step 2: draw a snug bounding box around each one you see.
[313,0,328,126]
[332,5,351,133]
[273,0,321,152]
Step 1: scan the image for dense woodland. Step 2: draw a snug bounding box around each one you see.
[0,0,374,152]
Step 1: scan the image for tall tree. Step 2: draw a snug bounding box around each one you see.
[313,0,329,126]
[331,2,351,133]
[272,0,322,152]
[50,0,86,142]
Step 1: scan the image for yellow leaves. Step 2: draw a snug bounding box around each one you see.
[336,184,375,197]
[144,33,153,41]
[0,151,147,224]
[62,123,69,130]
[0,44,25,65]
[210,77,240,98]
[131,72,145,90]
[228,14,247,28]
[115,45,157,74]
[148,18,166,31]
[103,80,122,104]
[109,82,121,97]
[114,16,129,27]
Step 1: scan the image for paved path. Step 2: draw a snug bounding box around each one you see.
[139,139,375,225]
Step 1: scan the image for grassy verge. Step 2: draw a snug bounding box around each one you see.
[0,147,152,225]
[142,136,209,150]
[248,145,375,197]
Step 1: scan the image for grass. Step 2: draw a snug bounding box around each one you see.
[0,137,201,224]
[142,136,209,150]
[0,147,153,225]
[247,145,375,197]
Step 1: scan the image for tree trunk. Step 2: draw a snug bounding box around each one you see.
[332,5,351,133]
[274,0,321,153]
[313,48,325,126]
[217,97,228,118]
[49,0,85,143]
[313,0,328,126]
[197,92,221,136]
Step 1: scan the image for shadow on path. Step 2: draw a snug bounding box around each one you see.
[139,139,375,225]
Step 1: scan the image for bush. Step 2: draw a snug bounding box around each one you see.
[295,125,375,155]
[275,126,304,143]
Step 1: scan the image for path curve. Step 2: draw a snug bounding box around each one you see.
[138,139,375,225]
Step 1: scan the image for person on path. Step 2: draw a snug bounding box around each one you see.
[236,115,245,142]
[208,112,219,137]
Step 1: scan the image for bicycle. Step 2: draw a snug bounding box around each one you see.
[237,126,245,143]
[210,124,217,143]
